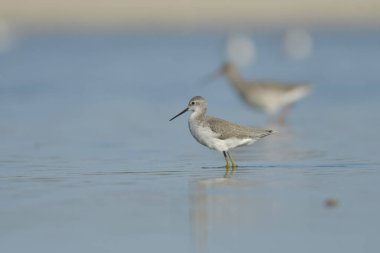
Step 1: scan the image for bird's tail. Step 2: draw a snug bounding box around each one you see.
[252,128,276,139]
[283,84,313,105]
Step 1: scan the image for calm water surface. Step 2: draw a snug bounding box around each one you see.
[0,30,380,252]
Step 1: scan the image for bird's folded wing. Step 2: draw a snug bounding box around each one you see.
[206,116,273,140]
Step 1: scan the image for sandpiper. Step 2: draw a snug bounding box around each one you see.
[213,62,312,124]
[170,96,274,169]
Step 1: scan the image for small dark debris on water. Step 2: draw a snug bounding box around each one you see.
[325,198,338,208]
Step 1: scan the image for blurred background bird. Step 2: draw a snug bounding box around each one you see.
[211,62,312,125]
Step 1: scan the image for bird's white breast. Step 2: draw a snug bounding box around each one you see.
[188,119,219,149]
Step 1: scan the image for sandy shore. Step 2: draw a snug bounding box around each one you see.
[1,0,380,30]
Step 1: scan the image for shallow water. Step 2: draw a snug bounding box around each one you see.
[0,30,380,252]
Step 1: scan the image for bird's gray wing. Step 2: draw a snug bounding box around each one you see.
[206,116,273,140]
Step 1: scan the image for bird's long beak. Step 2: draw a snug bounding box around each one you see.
[169,107,189,121]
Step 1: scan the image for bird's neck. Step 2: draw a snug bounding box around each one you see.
[226,69,246,92]
[189,109,207,123]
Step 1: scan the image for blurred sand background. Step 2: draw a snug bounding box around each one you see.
[1,0,380,31]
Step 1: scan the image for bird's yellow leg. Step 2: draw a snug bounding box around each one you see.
[227,152,237,169]
[223,151,230,168]
[223,151,231,177]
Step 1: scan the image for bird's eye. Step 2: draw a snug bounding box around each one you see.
[191,102,195,105]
